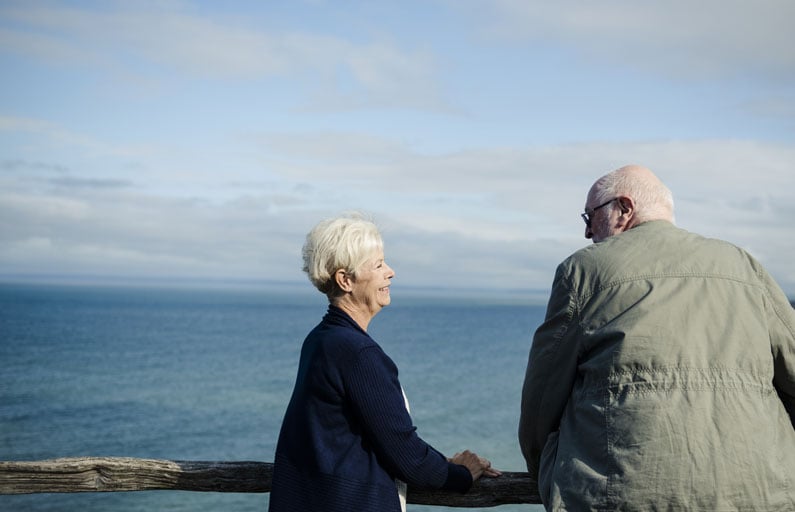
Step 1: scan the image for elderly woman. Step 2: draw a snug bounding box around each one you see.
[269,213,499,512]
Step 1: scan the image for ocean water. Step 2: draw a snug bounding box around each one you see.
[0,282,546,512]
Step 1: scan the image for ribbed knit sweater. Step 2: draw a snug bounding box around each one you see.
[269,305,472,512]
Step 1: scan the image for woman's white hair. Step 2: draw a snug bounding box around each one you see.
[302,212,384,299]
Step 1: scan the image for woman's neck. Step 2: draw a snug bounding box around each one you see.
[333,296,372,331]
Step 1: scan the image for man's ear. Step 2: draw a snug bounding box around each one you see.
[617,196,635,216]
[616,196,638,231]
[335,269,354,292]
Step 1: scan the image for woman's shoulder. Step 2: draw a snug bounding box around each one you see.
[305,316,381,364]
[320,322,376,349]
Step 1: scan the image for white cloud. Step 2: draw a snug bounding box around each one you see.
[2,133,792,294]
[469,0,795,81]
[0,115,148,158]
[0,2,448,110]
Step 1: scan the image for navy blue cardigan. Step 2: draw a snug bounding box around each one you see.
[269,305,472,511]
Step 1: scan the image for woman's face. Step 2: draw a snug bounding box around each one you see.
[350,250,395,317]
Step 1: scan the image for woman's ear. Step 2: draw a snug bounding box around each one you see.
[335,269,354,292]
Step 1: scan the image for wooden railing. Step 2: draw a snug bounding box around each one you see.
[0,457,541,508]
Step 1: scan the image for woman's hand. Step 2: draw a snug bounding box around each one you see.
[450,450,502,481]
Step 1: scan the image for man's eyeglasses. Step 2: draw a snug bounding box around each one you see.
[581,198,617,227]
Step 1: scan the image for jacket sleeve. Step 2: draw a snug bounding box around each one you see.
[519,263,580,480]
[345,345,473,492]
[762,266,795,428]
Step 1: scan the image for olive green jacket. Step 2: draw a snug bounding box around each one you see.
[519,221,795,511]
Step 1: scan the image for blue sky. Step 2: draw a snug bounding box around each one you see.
[1,0,794,298]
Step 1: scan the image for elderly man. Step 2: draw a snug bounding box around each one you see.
[519,165,795,510]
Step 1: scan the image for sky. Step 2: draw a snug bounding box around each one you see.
[1,0,794,299]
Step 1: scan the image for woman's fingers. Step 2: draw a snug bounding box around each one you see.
[451,450,502,480]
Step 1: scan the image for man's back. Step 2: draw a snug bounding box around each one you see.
[522,220,795,510]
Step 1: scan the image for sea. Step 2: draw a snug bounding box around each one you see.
[0,281,547,512]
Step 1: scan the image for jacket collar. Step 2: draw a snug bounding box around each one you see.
[324,304,370,337]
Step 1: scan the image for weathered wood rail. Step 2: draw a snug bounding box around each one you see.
[0,457,541,507]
